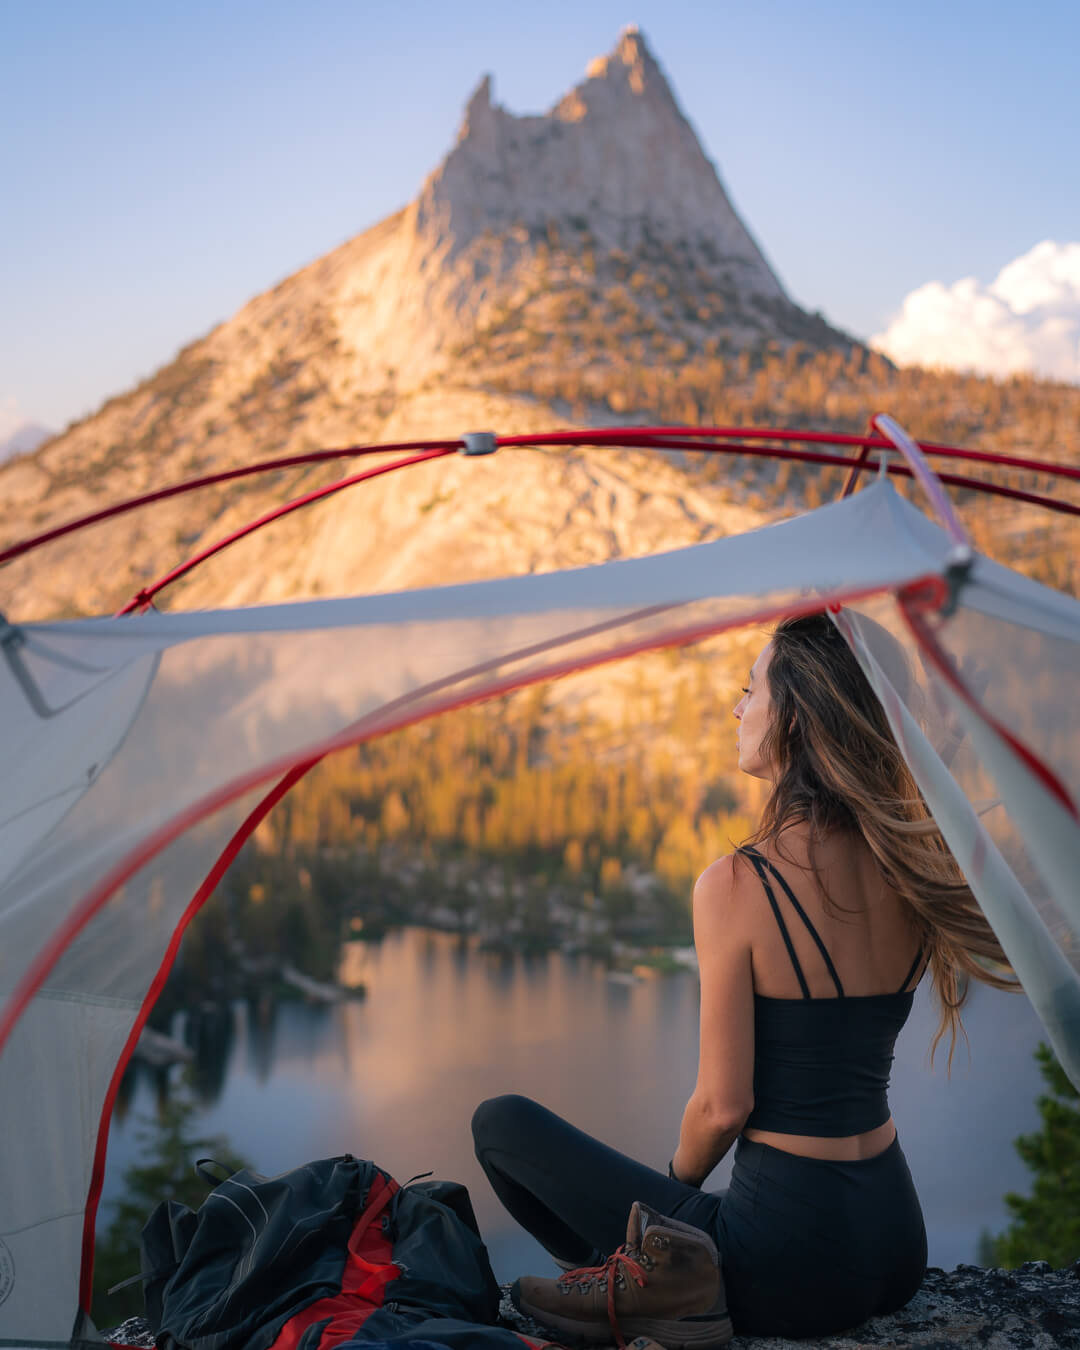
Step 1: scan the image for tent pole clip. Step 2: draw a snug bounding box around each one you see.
[940,545,974,618]
[0,610,49,721]
[0,611,23,652]
[460,431,497,456]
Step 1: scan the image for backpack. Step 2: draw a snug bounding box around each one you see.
[138,1155,543,1350]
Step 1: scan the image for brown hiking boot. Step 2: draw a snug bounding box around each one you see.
[511,1201,733,1349]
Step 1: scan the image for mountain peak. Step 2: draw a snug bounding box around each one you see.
[557,26,673,122]
[458,73,494,142]
[0,35,857,622]
[581,25,659,92]
[417,28,784,300]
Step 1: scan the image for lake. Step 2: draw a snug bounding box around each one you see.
[103,925,1049,1283]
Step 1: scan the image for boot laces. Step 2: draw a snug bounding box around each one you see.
[555,1244,648,1349]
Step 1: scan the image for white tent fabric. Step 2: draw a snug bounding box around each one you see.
[1,477,1079,1346]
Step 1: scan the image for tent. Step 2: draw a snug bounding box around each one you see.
[1,417,1078,1347]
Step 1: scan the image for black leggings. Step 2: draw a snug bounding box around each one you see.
[471,1094,927,1339]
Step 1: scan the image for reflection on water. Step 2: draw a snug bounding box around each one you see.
[105,927,1047,1282]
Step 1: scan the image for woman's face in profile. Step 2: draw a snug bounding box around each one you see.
[733,641,775,780]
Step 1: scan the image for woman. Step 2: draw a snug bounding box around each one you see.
[471,612,1017,1343]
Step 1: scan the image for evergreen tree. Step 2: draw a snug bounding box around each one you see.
[93,1080,250,1327]
[988,1042,1080,1269]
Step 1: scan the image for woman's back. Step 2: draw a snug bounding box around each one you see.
[738,825,924,1161]
[744,825,923,1002]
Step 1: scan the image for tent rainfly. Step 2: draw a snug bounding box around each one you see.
[1,420,1078,1347]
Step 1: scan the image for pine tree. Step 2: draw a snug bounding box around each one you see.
[93,1082,250,1327]
[988,1043,1080,1269]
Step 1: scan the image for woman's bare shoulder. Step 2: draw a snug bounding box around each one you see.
[693,851,762,912]
[692,855,757,954]
[695,853,736,894]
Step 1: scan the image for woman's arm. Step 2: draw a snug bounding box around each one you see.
[671,853,755,1186]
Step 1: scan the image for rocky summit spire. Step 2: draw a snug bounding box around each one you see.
[415,26,785,301]
[0,29,858,619]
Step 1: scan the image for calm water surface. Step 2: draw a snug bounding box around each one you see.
[104,926,1047,1282]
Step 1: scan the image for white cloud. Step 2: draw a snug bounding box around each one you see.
[871,240,1080,384]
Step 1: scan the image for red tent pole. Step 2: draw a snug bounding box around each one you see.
[898,578,1079,820]
[840,416,882,498]
[0,439,463,567]
[115,448,456,615]
[5,427,1078,571]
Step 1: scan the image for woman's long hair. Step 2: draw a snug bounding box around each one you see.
[746,611,1018,1067]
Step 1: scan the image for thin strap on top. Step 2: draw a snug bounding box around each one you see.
[897,946,926,994]
[740,846,846,999]
[741,849,811,998]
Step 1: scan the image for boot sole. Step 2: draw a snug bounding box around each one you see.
[512,1287,734,1349]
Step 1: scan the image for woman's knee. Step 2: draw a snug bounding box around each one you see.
[471,1093,541,1155]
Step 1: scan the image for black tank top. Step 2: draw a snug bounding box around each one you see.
[739,845,923,1138]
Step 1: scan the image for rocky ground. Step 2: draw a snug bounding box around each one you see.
[105,1261,1080,1348]
[506,1265,1080,1349]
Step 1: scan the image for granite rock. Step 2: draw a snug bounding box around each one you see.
[105,1262,1080,1349]
[499,1262,1080,1350]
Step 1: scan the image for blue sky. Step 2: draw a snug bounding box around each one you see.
[2,1,1078,435]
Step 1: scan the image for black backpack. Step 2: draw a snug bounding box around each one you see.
[137,1155,535,1350]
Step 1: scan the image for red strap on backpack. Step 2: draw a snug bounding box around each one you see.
[270,1172,401,1350]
